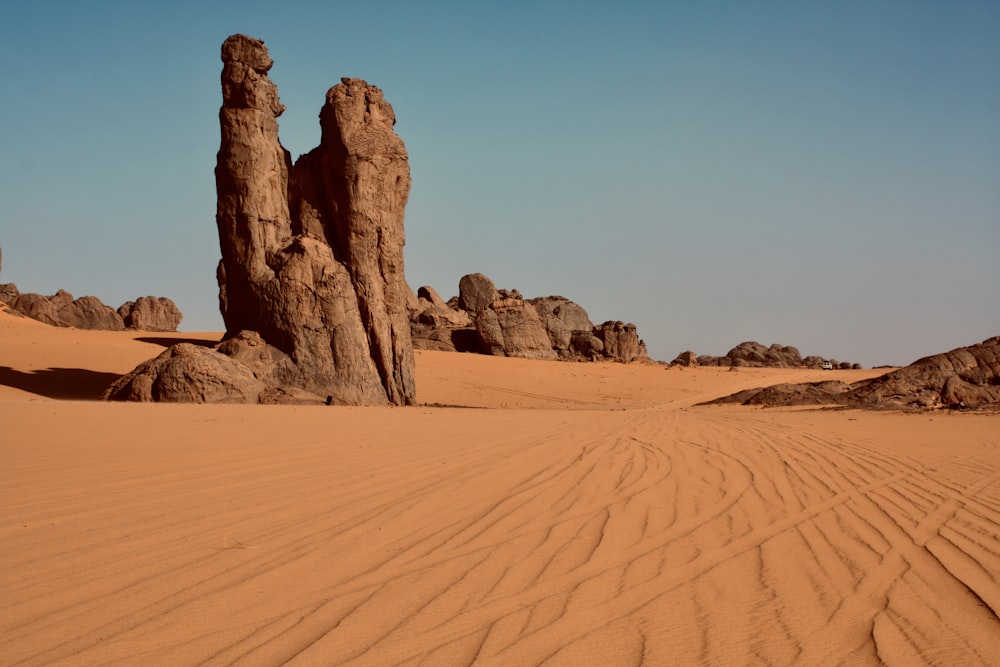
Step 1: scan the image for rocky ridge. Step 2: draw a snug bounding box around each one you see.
[671,341,859,369]
[109,34,415,405]
[706,336,1000,410]
[410,273,648,363]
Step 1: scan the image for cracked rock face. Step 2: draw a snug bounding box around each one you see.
[212,34,415,406]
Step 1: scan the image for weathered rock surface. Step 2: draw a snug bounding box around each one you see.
[671,350,698,367]
[0,282,18,306]
[119,297,183,331]
[706,336,1000,410]
[57,295,125,331]
[474,295,558,360]
[458,273,498,313]
[594,321,645,363]
[105,343,267,403]
[206,34,415,406]
[529,296,594,354]
[684,341,856,369]
[105,331,329,405]
[409,273,649,363]
[9,292,62,326]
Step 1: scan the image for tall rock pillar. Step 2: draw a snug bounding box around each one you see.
[290,79,415,406]
[215,34,415,405]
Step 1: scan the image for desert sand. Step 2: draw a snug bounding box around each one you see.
[2,306,998,665]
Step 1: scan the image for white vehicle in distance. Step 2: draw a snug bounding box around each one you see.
[821,361,834,370]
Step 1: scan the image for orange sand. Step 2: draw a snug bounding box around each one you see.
[2,306,998,665]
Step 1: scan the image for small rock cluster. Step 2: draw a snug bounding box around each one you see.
[410,273,648,363]
[670,341,859,369]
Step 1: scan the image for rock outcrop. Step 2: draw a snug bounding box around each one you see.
[106,330,329,405]
[120,34,415,406]
[706,336,1000,410]
[105,343,267,404]
[410,273,649,363]
[677,341,858,369]
[474,293,558,360]
[57,295,125,331]
[118,297,183,332]
[594,321,645,363]
[529,296,593,353]
[0,282,18,306]
[0,284,181,332]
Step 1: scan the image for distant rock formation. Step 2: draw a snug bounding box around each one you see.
[410,273,649,363]
[675,341,858,369]
[118,297,183,332]
[112,34,415,405]
[0,283,182,332]
[706,336,1000,410]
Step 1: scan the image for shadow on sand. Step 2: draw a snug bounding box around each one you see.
[0,366,122,400]
[135,336,218,348]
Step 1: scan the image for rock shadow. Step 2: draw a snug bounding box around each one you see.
[0,366,122,400]
[135,336,218,348]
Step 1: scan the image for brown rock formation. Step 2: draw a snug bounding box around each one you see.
[474,294,558,360]
[118,297,183,331]
[210,34,414,405]
[1,277,182,332]
[706,336,1000,410]
[6,289,125,330]
[105,343,267,404]
[56,294,125,331]
[458,273,498,313]
[691,341,853,369]
[671,350,698,367]
[529,296,594,354]
[409,273,648,363]
[0,283,18,306]
[9,292,61,326]
[594,321,645,363]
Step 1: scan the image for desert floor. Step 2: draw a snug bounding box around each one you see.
[2,307,999,666]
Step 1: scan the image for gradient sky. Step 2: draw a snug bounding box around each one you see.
[1,0,997,367]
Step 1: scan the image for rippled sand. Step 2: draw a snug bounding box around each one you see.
[2,307,998,665]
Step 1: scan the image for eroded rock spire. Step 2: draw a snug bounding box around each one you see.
[213,34,415,405]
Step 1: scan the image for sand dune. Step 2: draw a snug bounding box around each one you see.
[2,308,998,665]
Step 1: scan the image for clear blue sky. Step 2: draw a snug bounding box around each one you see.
[1,0,997,367]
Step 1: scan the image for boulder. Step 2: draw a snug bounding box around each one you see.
[57,295,125,330]
[10,293,62,326]
[671,350,698,367]
[104,343,265,403]
[119,296,183,331]
[208,34,414,406]
[458,273,498,313]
